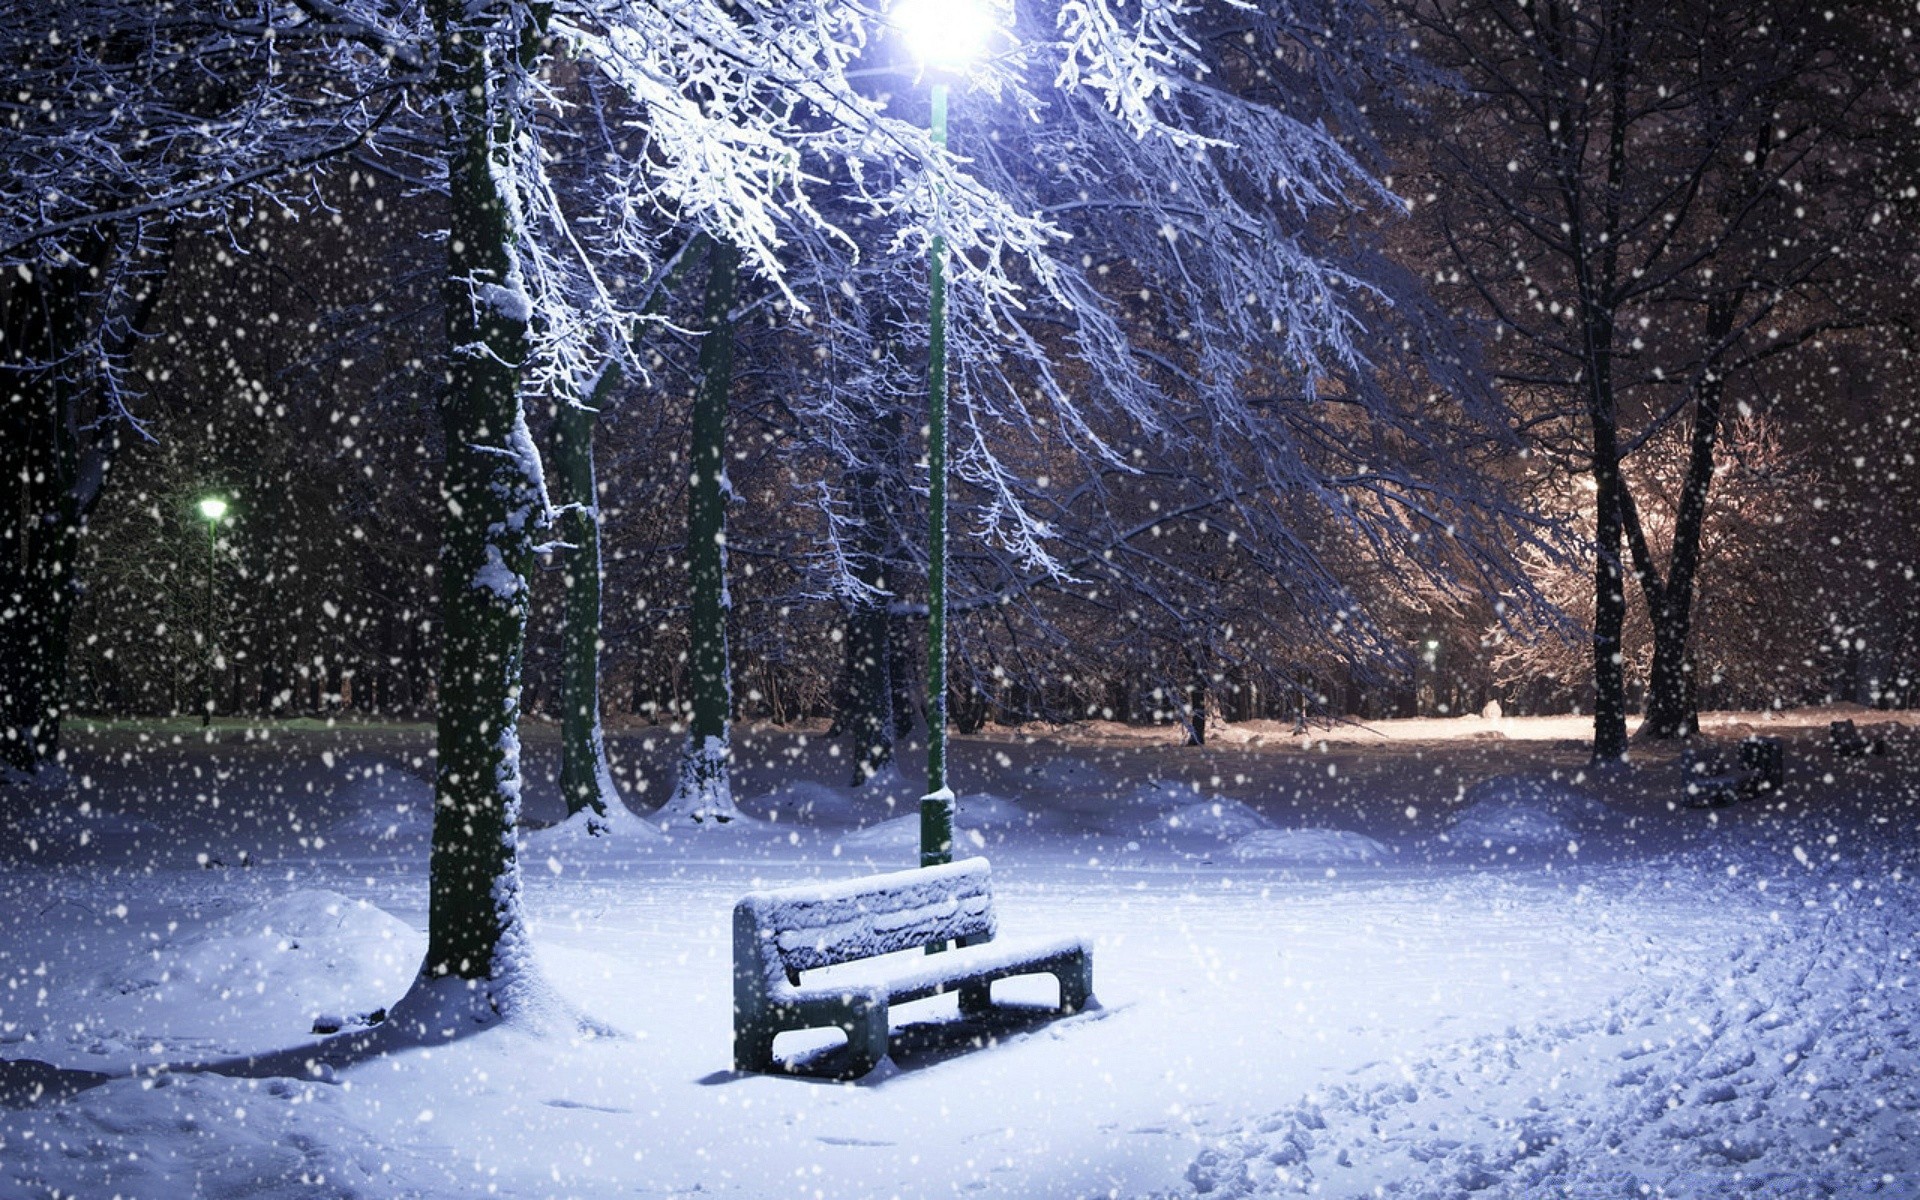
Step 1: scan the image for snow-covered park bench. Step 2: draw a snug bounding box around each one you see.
[732,859,1093,1077]
[1682,735,1783,806]
[1829,719,1883,758]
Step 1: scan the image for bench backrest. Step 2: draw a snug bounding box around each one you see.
[735,859,997,979]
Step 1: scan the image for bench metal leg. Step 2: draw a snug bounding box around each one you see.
[734,1021,778,1074]
[1056,951,1093,1014]
[958,981,993,1017]
[838,1005,890,1078]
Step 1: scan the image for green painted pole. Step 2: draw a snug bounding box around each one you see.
[203,515,216,727]
[920,80,954,871]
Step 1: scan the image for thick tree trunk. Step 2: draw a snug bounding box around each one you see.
[663,239,741,823]
[1644,625,1698,736]
[0,240,124,775]
[420,9,539,988]
[553,370,623,826]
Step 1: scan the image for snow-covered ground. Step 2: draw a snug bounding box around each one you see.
[1,709,1915,1198]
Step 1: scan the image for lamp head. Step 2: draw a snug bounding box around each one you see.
[893,0,995,75]
[198,496,228,523]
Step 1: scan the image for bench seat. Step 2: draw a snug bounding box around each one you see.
[786,933,1091,1010]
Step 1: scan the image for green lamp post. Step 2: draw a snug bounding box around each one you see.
[197,495,228,727]
[892,0,995,869]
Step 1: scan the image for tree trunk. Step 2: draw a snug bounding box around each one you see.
[1637,301,1738,740]
[0,234,132,775]
[1183,672,1207,747]
[663,239,741,823]
[419,5,539,990]
[840,393,905,781]
[553,369,624,826]
[1579,18,1632,765]
[1588,370,1630,762]
[844,594,894,782]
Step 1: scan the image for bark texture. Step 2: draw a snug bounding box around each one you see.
[422,2,539,982]
[663,239,741,824]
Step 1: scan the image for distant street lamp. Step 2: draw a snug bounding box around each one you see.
[893,0,995,870]
[197,496,228,727]
[1420,637,1441,717]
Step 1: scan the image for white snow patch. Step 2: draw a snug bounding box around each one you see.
[1231,827,1390,864]
[1155,796,1274,839]
[741,777,865,824]
[472,544,522,600]
[2,1072,400,1199]
[1447,772,1616,848]
[520,802,666,853]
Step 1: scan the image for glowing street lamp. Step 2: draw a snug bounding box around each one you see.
[893,0,995,870]
[197,496,228,727]
[892,0,994,74]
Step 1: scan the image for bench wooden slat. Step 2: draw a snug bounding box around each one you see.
[741,859,996,974]
[827,935,1092,1008]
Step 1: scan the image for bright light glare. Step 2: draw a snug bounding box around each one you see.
[198,497,228,522]
[893,0,995,73]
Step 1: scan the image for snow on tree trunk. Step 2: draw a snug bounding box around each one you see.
[417,0,542,1005]
[661,239,741,826]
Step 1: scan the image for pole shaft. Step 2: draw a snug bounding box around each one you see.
[921,81,953,870]
[204,520,215,726]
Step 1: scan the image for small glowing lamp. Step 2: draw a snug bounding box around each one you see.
[198,496,229,523]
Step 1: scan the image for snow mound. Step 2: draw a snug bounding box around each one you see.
[744,763,920,828]
[87,889,421,1049]
[1447,773,1615,848]
[1154,797,1274,839]
[1231,828,1390,865]
[852,762,925,818]
[1046,776,1201,834]
[743,778,861,824]
[1121,779,1209,813]
[520,803,667,856]
[839,793,1034,851]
